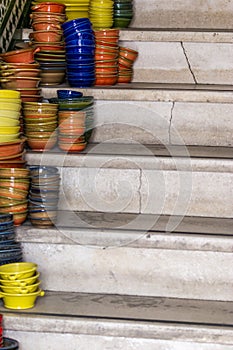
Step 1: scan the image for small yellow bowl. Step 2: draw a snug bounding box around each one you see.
[0,90,21,99]
[0,98,21,104]
[0,272,40,287]
[0,102,21,112]
[0,133,20,142]
[0,281,41,294]
[0,126,21,134]
[0,117,20,126]
[0,289,44,309]
[0,109,20,119]
[0,262,37,281]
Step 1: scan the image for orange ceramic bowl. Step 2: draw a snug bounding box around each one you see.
[27,136,57,150]
[0,187,28,200]
[95,53,118,61]
[12,210,28,226]
[29,30,63,43]
[32,21,62,31]
[0,168,29,178]
[0,48,40,63]
[119,47,138,62]
[0,138,26,157]
[94,29,119,38]
[31,2,66,13]
[0,160,26,169]
[95,67,118,74]
[1,77,41,89]
[58,141,87,152]
[118,56,134,68]
[0,200,28,213]
[95,74,118,85]
[1,62,40,70]
[21,95,43,102]
[1,69,41,78]
[0,179,29,191]
[17,88,41,96]
[30,12,67,22]
[31,42,65,51]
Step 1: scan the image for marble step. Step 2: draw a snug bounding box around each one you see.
[20,28,233,85]
[25,144,233,218]
[130,0,233,30]
[40,84,233,147]
[16,212,233,301]
[2,291,233,349]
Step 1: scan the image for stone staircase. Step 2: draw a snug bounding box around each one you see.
[2,1,233,349]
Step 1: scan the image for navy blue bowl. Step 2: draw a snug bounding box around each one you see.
[57,90,83,99]
[0,213,13,223]
[67,72,95,80]
[66,58,95,65]
[62,18,92,33]
[0,221,14,232]
[65,38,95,47]
[67,65,95,73]
[68,77,95,88]
[64,31,95,42]
[65,45,95,55]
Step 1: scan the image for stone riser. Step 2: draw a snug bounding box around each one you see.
[21,241,233,301]
[5,330,233,350]
[89,100,233,147]
[119,41,233,85]
[55,167,233,218]
[131,0,233,29]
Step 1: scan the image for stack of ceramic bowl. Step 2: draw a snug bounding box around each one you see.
[0,168,30,226]
[89,0,114,29]
[62,18,96,87]
[28,166,60,227]
[29,2,67,86]
[118,46,138,83]
[22,102,58,151]
[0,262,44,310]
[113,0,134,28]
[0,48,42,102]
[55,90,94,152]
[94,29,119,85]
[0,214,23,265]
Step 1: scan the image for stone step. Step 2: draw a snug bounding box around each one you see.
[2,291,233,349]
[20,28,233,84]
[131,0,233,30]
[25,144,233,218]
[16,212,233,301]
[41,84,233,147]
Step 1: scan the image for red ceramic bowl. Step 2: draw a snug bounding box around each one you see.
[17,88,41,95]
[1,68,41,78]
[0,48,40,63]
[58,141,87,152]
[94,29,119,38]
[21,95,43,102]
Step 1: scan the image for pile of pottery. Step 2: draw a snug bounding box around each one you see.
[55,89,94,152]
[89,0,114,29]
[0,262,44,310]
[0,214,23,265]
[0,168,30,226]
[62,18,95,87]
[118,46,138,83]
[113,0,134,28]
[22,102,58,151]
[94,28,119,85]
[0,48,42,102]
[30,2,66,86]
[28,166,60,227]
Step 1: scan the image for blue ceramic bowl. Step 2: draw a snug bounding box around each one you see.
[0,213,13,223]
[62,18,91,31]
[0,221,14,232]
[68,77,95,88]
[65,38,95,47]
[1,337,19,350]
[29,166,59,176]
[64,31,95,42]
[67,64,95,72]
[65,45,95,55]
[67,71,95,80]
[66,57,95,65]
[57,90,83,99]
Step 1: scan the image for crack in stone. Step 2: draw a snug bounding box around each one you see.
[181,42,197,84]
[138,168,142,213]
[169,101,175,144]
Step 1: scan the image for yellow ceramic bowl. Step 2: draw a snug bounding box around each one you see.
[0,90,21,99]
[0,289,44,309]
[0,117,20,126]
[1,281,41,294]
[0,262,37,281]
[0,98,21,104]
[0,109,20,119]
[0,272,40,287]
[0,133,20,142]
[0,102,21,112]
[0,126,21,134]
